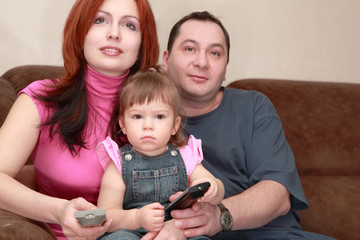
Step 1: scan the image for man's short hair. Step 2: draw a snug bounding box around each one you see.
[166,11,230,63]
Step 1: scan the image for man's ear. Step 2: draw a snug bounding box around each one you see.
[172,116,181,135]
[162,50,169,72]
[119,118,126,134]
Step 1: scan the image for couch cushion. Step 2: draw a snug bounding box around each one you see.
[298,175,360,240]
[1,65,63,93]
[227,79,360,176]
[0,78,16,126]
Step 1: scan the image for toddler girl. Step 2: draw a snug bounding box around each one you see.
[96,67,224,239]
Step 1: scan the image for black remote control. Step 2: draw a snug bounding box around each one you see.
[164,182,210,213]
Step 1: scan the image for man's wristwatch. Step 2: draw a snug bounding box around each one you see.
[218,203,233,233]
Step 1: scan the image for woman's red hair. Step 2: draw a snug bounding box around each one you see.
[41,0,159,154]
[62,0,159,79]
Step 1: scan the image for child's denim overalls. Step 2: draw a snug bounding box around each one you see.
[98,144,210,240]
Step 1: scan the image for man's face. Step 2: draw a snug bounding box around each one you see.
[163,20,228,102]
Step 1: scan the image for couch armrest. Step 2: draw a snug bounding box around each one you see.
[0,209,56,240]
[0,165,56,239]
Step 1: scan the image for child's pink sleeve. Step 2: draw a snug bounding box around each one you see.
[96,137,122,174]
[179,135,203,177]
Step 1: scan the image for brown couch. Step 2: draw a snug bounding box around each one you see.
[1,65,359,240]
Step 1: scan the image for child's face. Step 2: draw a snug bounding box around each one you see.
[119,99,181,156]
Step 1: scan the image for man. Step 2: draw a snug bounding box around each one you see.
[147,11,333,240]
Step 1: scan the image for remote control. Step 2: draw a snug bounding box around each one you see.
[75,209,106,227]
[164,182,210,213]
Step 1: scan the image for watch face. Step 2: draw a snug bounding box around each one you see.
[221,212,233,231]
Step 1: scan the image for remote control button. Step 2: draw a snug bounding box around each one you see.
[85,213,95,219]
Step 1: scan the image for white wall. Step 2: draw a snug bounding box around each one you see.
[1,0,360,86]
[0,0,74,72]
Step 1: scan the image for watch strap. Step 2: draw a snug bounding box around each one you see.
[218,203,232,233]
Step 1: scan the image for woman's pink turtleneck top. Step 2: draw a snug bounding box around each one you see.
[19,65,128,238]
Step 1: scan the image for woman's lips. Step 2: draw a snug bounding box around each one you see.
[100,46,123,56]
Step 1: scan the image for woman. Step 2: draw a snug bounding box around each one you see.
[0,0,159,239]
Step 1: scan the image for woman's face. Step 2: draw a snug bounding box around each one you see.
[84,0,141,77]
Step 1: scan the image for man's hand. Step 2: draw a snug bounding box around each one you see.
[140,192,223,240]
[140,219,185,240]
[171,202,222,238]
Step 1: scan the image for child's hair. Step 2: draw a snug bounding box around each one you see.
[118,66,186,147]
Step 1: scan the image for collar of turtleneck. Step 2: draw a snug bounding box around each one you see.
[84,65,129,143]
[85,65,129,99]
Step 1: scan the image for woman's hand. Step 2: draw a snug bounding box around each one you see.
[60,197,112,240]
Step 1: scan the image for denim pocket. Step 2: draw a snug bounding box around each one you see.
[132,166,180,202]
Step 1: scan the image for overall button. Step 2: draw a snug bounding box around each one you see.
[171,150,178,156]
[125,154,132,161]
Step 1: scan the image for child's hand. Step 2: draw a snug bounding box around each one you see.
[191,178,218,203]
[136,202,165,231]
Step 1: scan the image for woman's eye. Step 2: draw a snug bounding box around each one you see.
[94,17,105,24]
[125,22,136,30]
